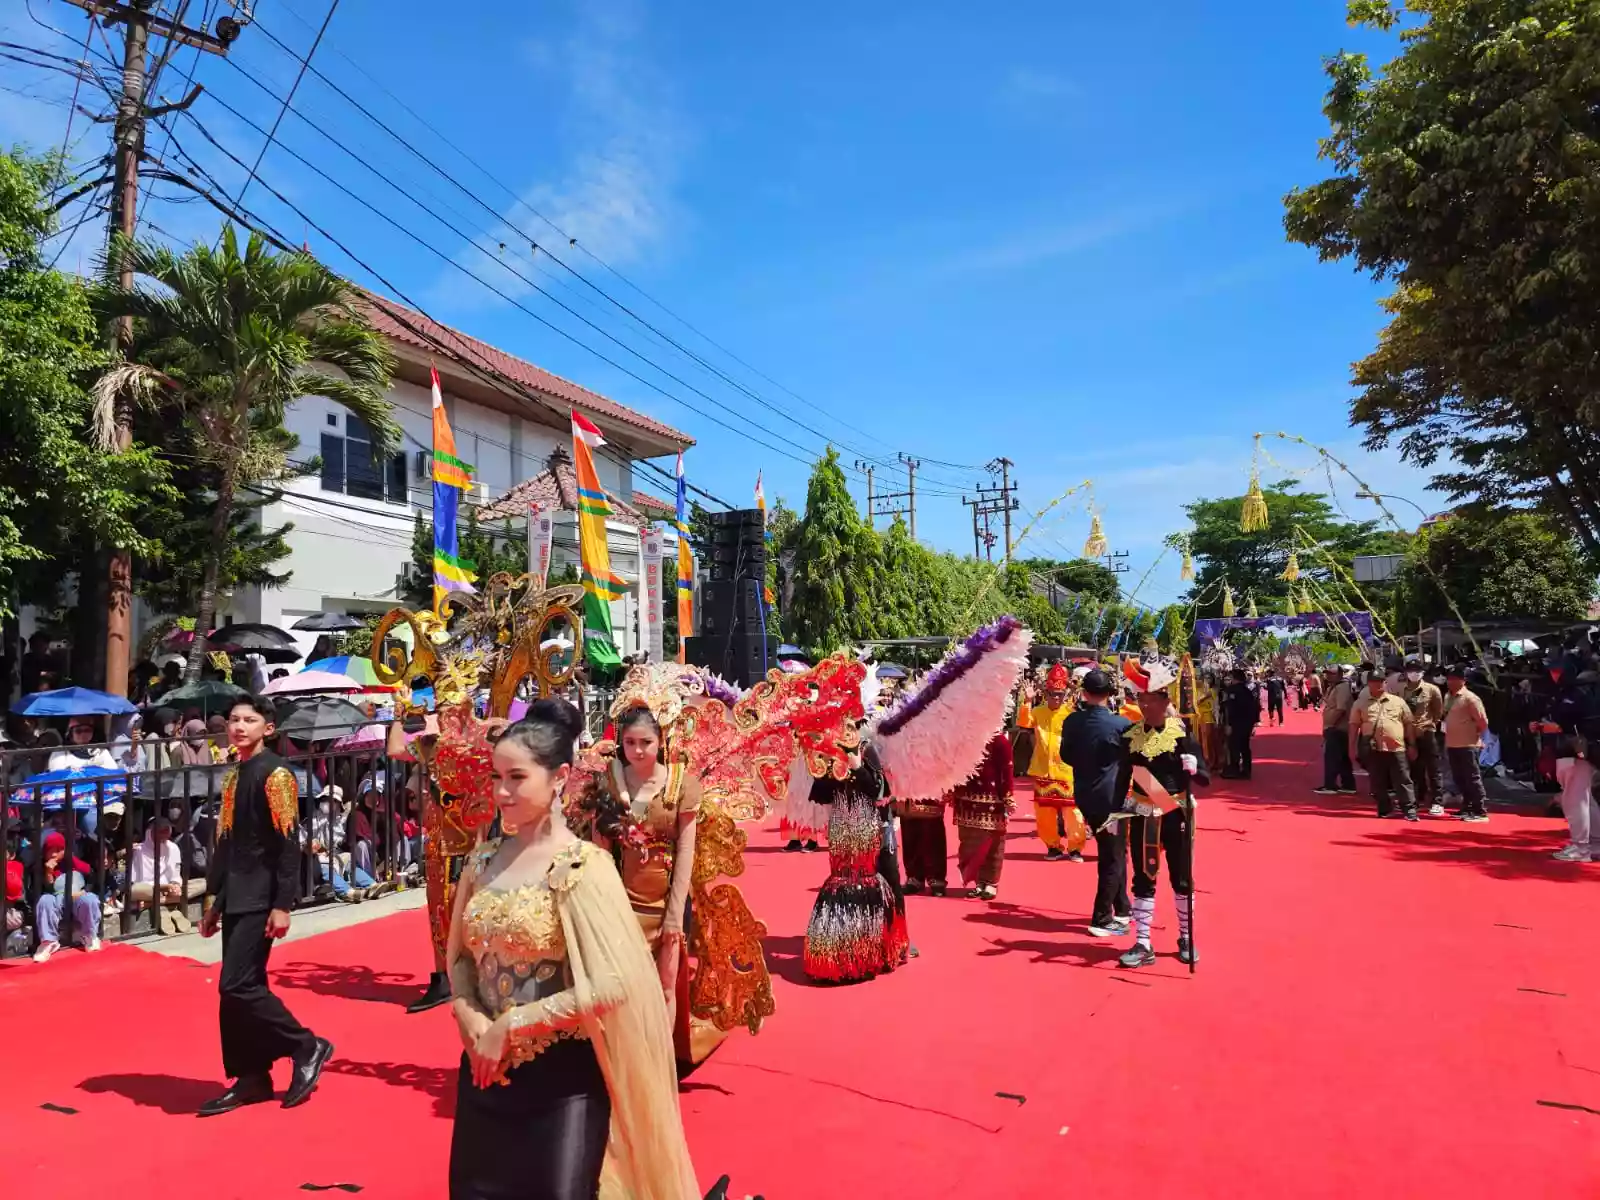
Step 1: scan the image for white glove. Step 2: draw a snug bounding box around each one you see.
[1180,753,1199,775]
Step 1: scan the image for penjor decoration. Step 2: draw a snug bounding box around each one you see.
[1241,435,1269,532]
[1083,512,1109,559]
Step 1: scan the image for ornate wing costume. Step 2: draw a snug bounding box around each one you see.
[567,655,866,1064]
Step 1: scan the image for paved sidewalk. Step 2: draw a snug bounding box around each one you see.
[130,886,426,964]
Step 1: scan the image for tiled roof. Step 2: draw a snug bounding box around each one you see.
[477,449,652,529]
[632,488,674,517]
[359,293,692,448]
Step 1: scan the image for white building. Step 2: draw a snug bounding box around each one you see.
[181,296,693,658]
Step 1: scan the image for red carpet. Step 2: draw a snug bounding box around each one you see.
[3,710,1597,1198]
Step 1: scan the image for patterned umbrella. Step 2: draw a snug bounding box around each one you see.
[303,656,387,688]
[10,765,129,810]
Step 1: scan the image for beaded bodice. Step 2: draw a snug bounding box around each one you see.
[462,848,576,1017]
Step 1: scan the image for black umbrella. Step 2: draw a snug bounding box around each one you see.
[276,696,373,742]
[210,623,302,664]
[160,680,247,715]
[291,612,364,632]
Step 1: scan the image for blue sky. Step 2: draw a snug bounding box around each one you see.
[2,0,1433,608]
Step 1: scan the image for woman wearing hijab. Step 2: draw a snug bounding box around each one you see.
[47,717,118,773]
[33,830,102,963]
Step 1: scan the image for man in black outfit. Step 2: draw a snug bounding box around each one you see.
[1058,669,1134,939]
[1264,669,1287,727]
[197,696,332,1117]
[1221,668,1260,778]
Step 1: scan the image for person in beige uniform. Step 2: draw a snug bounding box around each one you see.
[1402,657,1447,815]
[1443,664,1491,822]
[1315,666,1357,795]
[1350,674,1419,820]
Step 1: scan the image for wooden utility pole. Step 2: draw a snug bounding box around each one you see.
[855,460,876,529]
[62,0,234,694]
[988,457,1015,561]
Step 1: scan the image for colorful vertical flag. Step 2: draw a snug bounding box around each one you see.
[675,453,694,664]
[430,366,476,608]
[572,410,625,669]
[754,470,766,517]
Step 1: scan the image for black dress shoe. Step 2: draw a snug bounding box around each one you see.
[803,839,820,852]
[703,1176,731,1200]
[782,840,803,852]
[197,1074,273,1117]
[282,1037,334,1108]
[406,971,452,1014]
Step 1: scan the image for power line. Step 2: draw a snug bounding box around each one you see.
[148,119,735,513]
[240,11,982,492]
[233,0,336,210]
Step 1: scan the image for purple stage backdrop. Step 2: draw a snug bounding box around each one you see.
[1193,612,1375,644]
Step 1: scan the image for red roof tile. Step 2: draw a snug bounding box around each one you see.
[632,488,674,516]
[359,293,692,448]
[478,448,652,529]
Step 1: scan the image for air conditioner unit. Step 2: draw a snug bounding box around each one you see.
[470,481,491,503]
[413,450,432,479]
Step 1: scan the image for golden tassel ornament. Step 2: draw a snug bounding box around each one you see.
[1301,585,1317,613]
[1180,546,1194,582]
[1083,513,1108,559]
[1246,593,1259,618]
[1241,465,1269,532]
[1285,591,1298,617]
[1221,583,1236,618]
[1282,552,1300,582]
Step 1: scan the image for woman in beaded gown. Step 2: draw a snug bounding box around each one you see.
[445,699,700,1200]
[801,741,909,983]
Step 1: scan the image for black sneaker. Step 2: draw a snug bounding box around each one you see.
[1045,847,1064,860]
[1119,942,1156,969]
[1404,811,1420,822]
[1312,787,1341,795]
[1461,812,1490,823]
[197,1074,273,1117]
[783,840,803,853]
[1176,937,1198,965]
[1066,850,1084,863]
[929,881,947,897]
[803,840,820,853]
[406,972,451,1014]
[903,879,924,896]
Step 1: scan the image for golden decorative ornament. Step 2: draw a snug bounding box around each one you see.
[1221,583,1236,618]
[1246,594,1259,619]
[1180,547,1194,582]
[1240,465,1269,532]
[1285,592,1298,618]
[1083,513,1108,559]
[1282,552,1301,582]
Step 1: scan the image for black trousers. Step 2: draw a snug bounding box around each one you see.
[1226,726,1254,777]
[450,1040,610,1199]
[1322,729,1355,791]
[1267,696,1285,723]
[900,814,947,885]
[1084,815,1130,925]
[1448,747,1488,816]
[1368,750,1417,816]
[219,910,317,1080]
[1412,734,1444,809]
[1129,809,1193,899]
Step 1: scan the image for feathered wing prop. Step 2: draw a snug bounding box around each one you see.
[871,615,1033,800]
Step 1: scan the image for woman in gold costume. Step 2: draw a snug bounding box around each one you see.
[446,699,700,1199]
[602,706,701,1032]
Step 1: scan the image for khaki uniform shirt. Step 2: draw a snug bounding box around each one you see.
[1442,688,1489,750]
[1403,681,1445,735]
[1351,690,1415,753]
[1322,680,1354,733]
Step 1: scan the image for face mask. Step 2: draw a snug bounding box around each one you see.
[1406,671,1423,683]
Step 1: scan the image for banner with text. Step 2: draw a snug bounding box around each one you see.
[642,529,665,664]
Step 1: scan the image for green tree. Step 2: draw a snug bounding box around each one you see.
[1284,1,1600,554]
[1392,510,1594,629]
[787,448,885,654]
[95,226,397,678]
[1177,482,1404,617]
[0,150,169,624]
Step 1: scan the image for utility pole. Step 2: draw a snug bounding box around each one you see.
[987,457,1016,561]
[899,454,920,540]
[855,459,876,529]
[962,496,981,559]
[62,0,237,694]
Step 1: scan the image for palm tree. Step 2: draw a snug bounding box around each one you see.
[94,226,398,679]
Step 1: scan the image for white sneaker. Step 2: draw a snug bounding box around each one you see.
[1429,804,1445,816]
[32,940,59,963]
[79,935,102,953]
[1552,844,1593,862]
[1087,923,1123,938]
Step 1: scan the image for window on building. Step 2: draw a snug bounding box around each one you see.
[321,413,409,504]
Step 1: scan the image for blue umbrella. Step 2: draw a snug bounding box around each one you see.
[10,765,129,811]
[11,686,138,717]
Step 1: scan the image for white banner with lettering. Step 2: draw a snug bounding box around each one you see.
[641,529,665,664]
[527,503,555,587]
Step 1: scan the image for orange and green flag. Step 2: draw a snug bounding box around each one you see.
[572,410,624,668]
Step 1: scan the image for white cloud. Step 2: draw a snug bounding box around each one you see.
[432,0,680,310]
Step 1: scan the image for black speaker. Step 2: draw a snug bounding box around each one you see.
[701,508,767,582]
[684,634,778,689]
[700,578,764,639]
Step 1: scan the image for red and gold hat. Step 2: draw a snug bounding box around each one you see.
[1045,663,1071,692]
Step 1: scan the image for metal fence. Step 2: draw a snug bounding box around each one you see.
[2,733,431,959]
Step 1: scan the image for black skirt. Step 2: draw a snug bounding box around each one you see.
[449,1037,611,1200]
